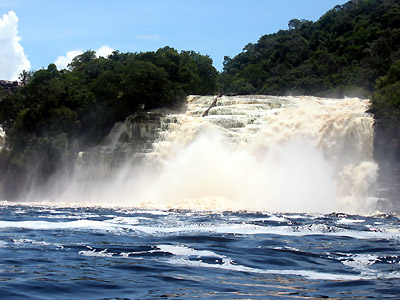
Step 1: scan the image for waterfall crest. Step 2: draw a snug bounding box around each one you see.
[59,95,377,214]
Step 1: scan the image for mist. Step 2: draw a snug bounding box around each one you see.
[56,130,335,213]
[17,95,378,215]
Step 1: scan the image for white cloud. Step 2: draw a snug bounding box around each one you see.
[96,45,114,58]
[0,11,31,81]
[54,45,115,70]
[54,50,83,70]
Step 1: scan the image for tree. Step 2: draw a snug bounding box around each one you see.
[370,60,400,132]
[69,50,97,71]
[18,70,33,85]
[288,19,307,30]
[0,47,218,199]
[220,0,400,98]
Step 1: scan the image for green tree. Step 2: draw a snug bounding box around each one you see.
[220,0,400,97]
[370,60,400,132]
[0,47,218,199]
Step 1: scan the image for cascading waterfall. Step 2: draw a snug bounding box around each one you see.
[58,95,377,214]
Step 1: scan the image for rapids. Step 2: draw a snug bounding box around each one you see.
[1,204,399,299]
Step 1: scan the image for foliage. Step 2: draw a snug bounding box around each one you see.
[370,60,400,134]
[0,48,218,196]
[220,0,400,97]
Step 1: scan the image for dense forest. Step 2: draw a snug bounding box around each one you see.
[1,0,400,199]
[220,0,400,98]
[0,48,218,197]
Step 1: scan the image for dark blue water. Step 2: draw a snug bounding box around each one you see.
[0,203,399,299]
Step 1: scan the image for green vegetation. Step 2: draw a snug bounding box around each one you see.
[371,60,400,132]
[0,47,218,197]
[220,0,400,98]
[370,59,400,163]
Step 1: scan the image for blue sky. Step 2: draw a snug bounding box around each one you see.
[1,0,349,79]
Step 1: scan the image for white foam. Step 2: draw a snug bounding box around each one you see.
[274,246,302,252]
[0,219,132,232]
[37,212,102,219]
[79,246,114,257]
[156,244,362,281]
[254,216,288,222]
[156,245,225,259]
[36,208,63,214]
[286,214,315,219]
[104,217,140,225]
[340,254,400,279]
[341,254,378,271]
[38,214,78,219]
[133,222,400,240]
[1,217,399,241]
[117,209,169,216]
[12,238,64,249]
[337,218,365,224]
[156,244,400,281]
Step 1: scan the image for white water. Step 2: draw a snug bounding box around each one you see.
[51,95,377,214]
[1,212,399,240]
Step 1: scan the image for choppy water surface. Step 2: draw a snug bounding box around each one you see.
[0,204,399,299]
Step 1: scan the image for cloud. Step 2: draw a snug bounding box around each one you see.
[96,45,114,58]
[54,45,115,70]
[135,34,161,41]
[0,11,31,80]
[54,50,83,70]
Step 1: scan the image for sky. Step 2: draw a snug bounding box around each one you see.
[0,0,349,80]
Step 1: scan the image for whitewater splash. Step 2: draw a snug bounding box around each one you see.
[52,95,377,213]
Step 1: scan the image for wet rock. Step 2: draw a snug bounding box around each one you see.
[75,110,169,178]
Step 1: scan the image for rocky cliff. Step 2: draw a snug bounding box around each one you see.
[373,121,400,213]
[0,80,23,94]
[74,109,173,178]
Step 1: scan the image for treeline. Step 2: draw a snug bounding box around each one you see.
[0,47,218,198]
[220,0,400,98]
[370,59,400,163]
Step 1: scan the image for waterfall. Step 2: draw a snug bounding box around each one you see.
[74,111,165,179]
[60,95,377,214]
